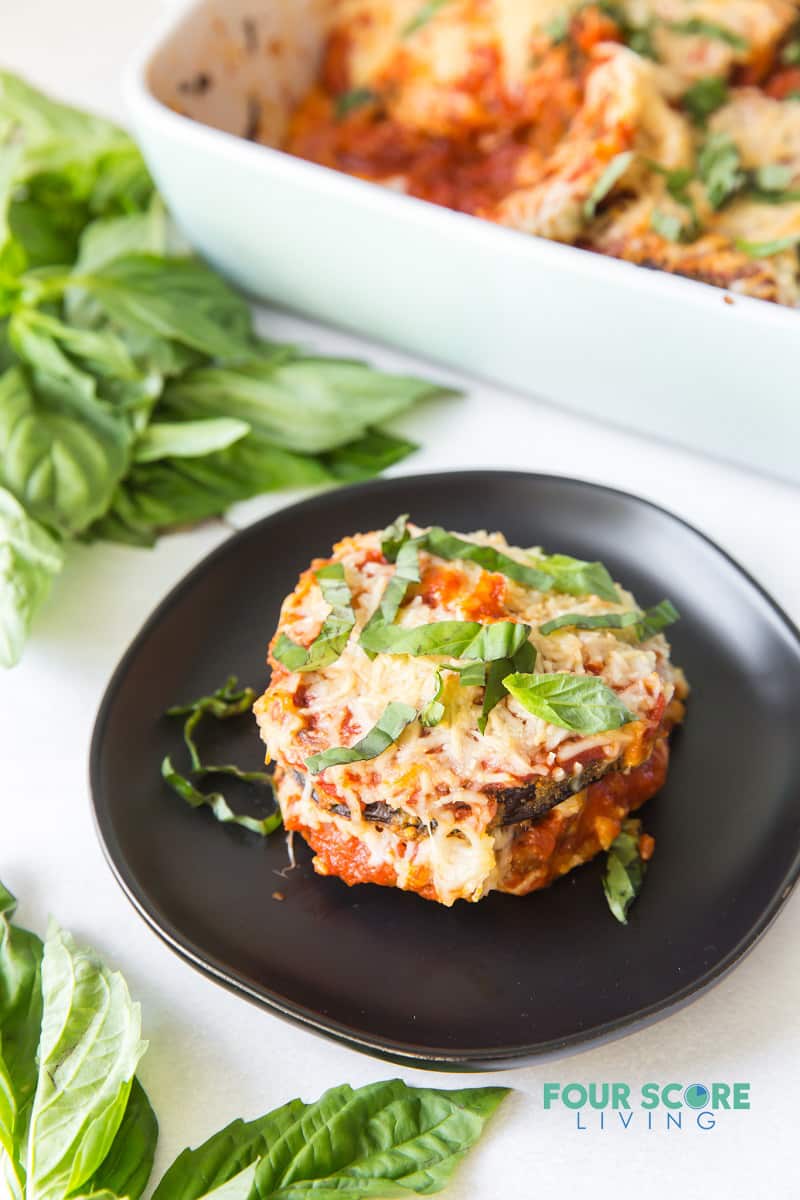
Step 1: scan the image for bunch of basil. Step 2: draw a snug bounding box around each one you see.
[0,74,446,668]
[0,881,507,1200]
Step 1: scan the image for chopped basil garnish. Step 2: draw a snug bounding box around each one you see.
[782,38,800,65]
[419,668,446,727]
[650,207,696,243]
[682,76,729,124]
[503,672,637,733]
[306,701,417,773]
[424,526,554,590]
[736,233,800,257]
[380,512,411,562]
[544,12,570,43]
[698,133,745,209]
[531,552,620,602]
[635,598,680,640]
[477,639,536,733]
[375,516,620,602]
[163,675,280,835]
[584,151,635,220]
[273,562,355,671]
[603,818,649,923]
[360,617,531,660]
[667,18,747,50]
[335,87,378,119]
[539,598,679,640]
[539,610,642,635]
[161,757,282,835]
[403,0,450,36]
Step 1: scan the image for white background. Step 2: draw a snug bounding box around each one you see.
[3,3,800,1196]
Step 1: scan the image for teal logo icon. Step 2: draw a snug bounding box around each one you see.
[684,1084,710,1110]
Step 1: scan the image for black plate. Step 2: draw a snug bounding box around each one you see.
[91,471,800,1069]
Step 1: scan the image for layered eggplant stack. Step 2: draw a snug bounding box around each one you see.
[254,518,687,906]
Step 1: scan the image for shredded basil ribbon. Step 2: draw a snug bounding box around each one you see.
[360,616,531,660]
[503,672,637,734]
[539,598,678,640]
[273,562,355,671]
[603,818,649,924]
[306,701,417,774]
[161,757,282,835]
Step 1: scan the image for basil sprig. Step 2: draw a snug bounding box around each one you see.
[539,598,679,640]
[306,701,417,774]
[163,676,281,834]
[273,563,355,671]
[503,672,637,733]
[603,818,649,923]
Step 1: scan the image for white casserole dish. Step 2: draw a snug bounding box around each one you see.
[125,0,800,484]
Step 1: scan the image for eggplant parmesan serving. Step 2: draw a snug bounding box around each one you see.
[280,0,800,305]
[254,517,688,906]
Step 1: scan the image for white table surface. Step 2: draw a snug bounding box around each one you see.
[3,5,800,1197]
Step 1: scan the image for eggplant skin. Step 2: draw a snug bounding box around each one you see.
[294,759,616,831]
[486,758,613,826]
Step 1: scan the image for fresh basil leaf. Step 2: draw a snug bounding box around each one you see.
[335,88,378,119]
[161,758,281,836]
[25,921,146,1200]
[273,563,355,672]
[531,552,620,603]
[379,513,411,563]
[698,133,745,209]
[539,609,641,635]
[584,151,634,220]
[0,880,44,1180]
[74,254,254,360]
[682,76,728,124]
[85,433,331,547]
[164,358,445,455]
[153,1080,507,1200]
[667,18,747,49]
[503,672,637,733]
[736,233,800,257]
[84,1078,158,1200]
[322,430,418,482]
[0,484,63,668]
[403,0,451,36]
[425,527,554,590]
[419,668,446,727]
[14,308,140,382]
[306,702,417,774]
[134,418,251,463]
[360,617,530,661]
[0,362,134,537]
[603,818,648,924]
[635,598,679,640]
